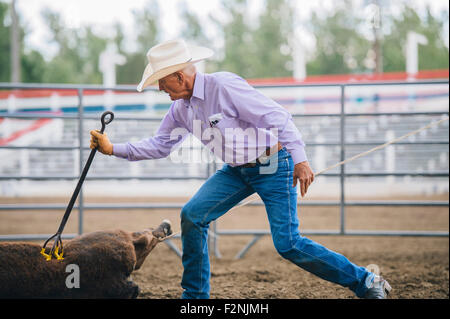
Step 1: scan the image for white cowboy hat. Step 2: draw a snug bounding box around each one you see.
[136,39,214,92]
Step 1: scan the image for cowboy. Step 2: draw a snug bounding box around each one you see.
[90,39,391,299]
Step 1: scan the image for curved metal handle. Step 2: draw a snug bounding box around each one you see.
[100,111,114,134]
[41,111,115,261]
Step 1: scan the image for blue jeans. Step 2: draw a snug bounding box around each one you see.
[180,148,374,298]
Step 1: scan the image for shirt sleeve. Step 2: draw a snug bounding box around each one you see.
[112,103,189,161]
[218,76,308,164]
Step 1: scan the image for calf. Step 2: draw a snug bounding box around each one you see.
[0,220,172,298]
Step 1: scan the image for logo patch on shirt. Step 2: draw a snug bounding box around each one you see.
[208,113,223,127]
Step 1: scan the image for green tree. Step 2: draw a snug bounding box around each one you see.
[116,1,161,85]
[250,0,294,78]
[212,0,256,77]
[306,0,371,75]
[305,1,449,75]
[0,2,46,83]
[183,0,294,78]
[382,4,449,72]
[178,1,210,46]
[21,50,46,82]
[82,26,109,83]
[0,2,11,82]
[178,1,216,73]
[41,9,108,84]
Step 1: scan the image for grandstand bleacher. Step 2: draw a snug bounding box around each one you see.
[0,82,448,198]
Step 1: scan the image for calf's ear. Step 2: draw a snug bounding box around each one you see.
[132,232,149,251]
[132,231,158,270]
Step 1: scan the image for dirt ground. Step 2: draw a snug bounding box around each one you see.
[0,194,448,299]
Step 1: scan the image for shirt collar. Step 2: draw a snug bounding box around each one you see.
[183,71,205,108]
[192,71,205,100]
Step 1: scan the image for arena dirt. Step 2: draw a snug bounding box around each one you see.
[0,195,448,299]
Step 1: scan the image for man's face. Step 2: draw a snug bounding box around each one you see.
[158,73,190,101]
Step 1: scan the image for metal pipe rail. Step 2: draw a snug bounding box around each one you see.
[250,79,449,88]
[0,80,448,260]
[2,111,448,120]
[1,79,448,90]
[0,232,181,242]
[0,200,447,211]
[0,82,142,91]
[218,229,449,259]
[0,175,209,180]
[0,171,448,181]
[1,140,449,151]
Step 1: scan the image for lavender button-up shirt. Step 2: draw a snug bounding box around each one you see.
[113,71,307,166]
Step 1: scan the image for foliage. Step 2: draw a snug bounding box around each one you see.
[305,1,372,75]
[382,4,449,72]
[210,0,294,78]
[250,0,295,78]
[0,2,11,82]
[116,2,161,84]
[40,9,108,84]
[0,0,448,84]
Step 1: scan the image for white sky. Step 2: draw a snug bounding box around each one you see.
[4,0,449,59]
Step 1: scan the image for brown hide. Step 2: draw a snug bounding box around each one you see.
[0,222,170,299]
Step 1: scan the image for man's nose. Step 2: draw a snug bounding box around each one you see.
[158,81,164,91]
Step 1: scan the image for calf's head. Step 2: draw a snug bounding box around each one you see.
[132,219,172,270]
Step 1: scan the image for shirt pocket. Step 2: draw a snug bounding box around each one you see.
[213,116,237,134]
[208,113,224,127]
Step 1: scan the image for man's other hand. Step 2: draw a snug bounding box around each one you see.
[293,161,315,197]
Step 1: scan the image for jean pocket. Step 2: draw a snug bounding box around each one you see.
[277,149,292,162]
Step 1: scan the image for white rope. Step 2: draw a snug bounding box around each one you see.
[228,116,449,212]
[157,229,221,241]
[157,231,180,242]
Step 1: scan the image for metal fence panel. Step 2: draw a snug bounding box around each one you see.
[0,81,448,259]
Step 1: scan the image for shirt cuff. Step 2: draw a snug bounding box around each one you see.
[112,143,129,159]
[288,146,308,165]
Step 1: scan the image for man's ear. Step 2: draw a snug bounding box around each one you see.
[175,71,184,83]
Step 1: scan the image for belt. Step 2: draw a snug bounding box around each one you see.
[238,142,283,168]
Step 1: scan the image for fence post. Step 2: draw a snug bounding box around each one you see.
[77,89,84,235]
[340,85,346,235]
